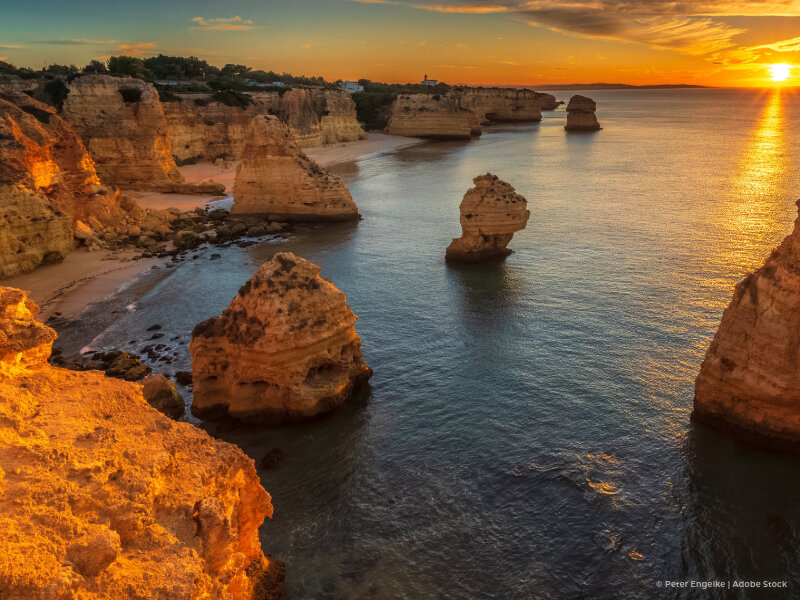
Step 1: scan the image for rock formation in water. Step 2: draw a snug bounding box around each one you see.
[231,115,360,221]
[445,173,530,263]
[454,87,542,124]
[163,88,364,163]
[535,92,560,111]
[190,252,372,423]
[0,286,285,598]
[385,93,475,139]
[564,95,601,131]
[61,75,185,190]
[694,201,800,449]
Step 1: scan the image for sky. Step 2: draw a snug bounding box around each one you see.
[2,0,800,87]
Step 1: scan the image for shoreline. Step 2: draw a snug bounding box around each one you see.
[9,132,423,321]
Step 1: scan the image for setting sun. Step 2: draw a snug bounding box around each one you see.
[769,63,792,82]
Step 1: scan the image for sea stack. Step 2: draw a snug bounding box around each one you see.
[564,95,601,131]
[445,174,530,263]
[694,200,800,449]
[190,252,372,423]
[231,115,361,221]
[0,286,284,598]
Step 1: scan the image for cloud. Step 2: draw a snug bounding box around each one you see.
[191,16,254,31]
[115,42,156,57]
[0,44,22,49]
[33,39,116,46]
[0,57,6,62]
[415,3,508,12]
[500,60,519,65]
[301,43,311,49]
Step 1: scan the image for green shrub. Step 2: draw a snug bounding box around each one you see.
[211,90,252,108]
[43,79,69,112]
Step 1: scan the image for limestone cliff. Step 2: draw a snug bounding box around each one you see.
[385,93,475,140]
[564,95,601,131]
[0,94,94,276]
[454,87,542,124]
[163,89,365,163]
[62,75,184,190]
[535,92,560,111]
[0,286,285,599]
[694,201,800,449]
[309,88,366,144]
[231,115,360,221]
[190,252,372,424]
[445,173,530,263]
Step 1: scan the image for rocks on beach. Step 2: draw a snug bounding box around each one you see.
[445,174,530,263]
[190,251,372,423]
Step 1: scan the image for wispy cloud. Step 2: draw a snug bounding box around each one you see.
[0,44,22,49]
[115,42,156,57]
[191,16,254,31]
[415,3,508,12]
[34,39,117,46]
[500,60,519,65]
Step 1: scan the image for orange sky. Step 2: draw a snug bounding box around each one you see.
[2,0,800,87]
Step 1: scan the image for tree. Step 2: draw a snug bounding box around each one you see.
[83,60,108,75]
[107,56,151,80]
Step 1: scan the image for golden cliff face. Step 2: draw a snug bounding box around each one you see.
[385,93,475,140]
[0,286,285,599]
[454,87,542,124]
[564,95,601,131]
[0,95,85,277]
[231,115,360,221]
[190,252,372,424]
[163,89,365,163]
[62,75,184,190]
[694,201,800,449]
[445,174,530,263]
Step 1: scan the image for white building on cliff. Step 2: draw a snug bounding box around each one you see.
[420,74,439,86]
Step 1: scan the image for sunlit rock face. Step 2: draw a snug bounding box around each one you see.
[445,174,530,263]
[190,252,372,424]
[0,94,95,277]
[535,92,560,111]
[564,95,601,131]
[694,201,800,449]
[454,87,542,125]
[62,75,184,190]
[385,93,475,140]
[0,286,285,599]
[231,115,360,221]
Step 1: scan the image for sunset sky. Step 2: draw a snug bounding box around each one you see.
[2,0,800,87]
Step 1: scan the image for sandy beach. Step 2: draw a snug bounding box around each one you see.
[6,249,161,320]
[15,132,423,321]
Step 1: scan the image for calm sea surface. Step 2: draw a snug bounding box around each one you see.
[76,88,800,598]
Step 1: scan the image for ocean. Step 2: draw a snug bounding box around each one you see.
[68,88,800,599]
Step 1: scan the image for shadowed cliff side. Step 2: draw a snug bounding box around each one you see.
[191,252,372,424]
[231,115,360,221]
[0,286,285,598]
[694,201,800,450]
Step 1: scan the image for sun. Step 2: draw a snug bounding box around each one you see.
[769,63,791,83]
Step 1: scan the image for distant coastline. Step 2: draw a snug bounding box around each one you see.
[529,83,710,90]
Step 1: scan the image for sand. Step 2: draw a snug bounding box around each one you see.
[10,132,423,319]
[5,250,161,320]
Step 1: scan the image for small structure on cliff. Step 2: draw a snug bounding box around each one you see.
[445,174,530,263]
[694,200,800,449]
[0,286,284,598]
[564,95,601,131]
[231,115,361,221]
[190,252,372,423]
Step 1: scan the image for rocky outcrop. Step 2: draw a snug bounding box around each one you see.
[564,95,601,131]
[454,87,542,124]
[385,93,475,139]
[0,286,284,598]
[0,93,108,276]
[535,92,560,111]
[163,89,365,163]
[61,75,185,190]
[694,201,800,449]
[445,174,530,263]
[190,252,372,423]
[231,115,360,221]
[309,88,366,144]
